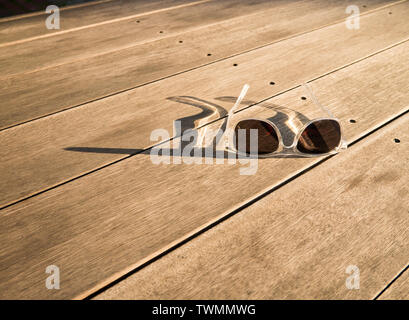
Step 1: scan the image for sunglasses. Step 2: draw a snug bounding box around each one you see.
[223,84,345,157]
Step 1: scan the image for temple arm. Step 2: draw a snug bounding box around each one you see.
[302,82,334,118]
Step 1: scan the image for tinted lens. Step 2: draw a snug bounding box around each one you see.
[297,119,341,154]
[234,120,279,154]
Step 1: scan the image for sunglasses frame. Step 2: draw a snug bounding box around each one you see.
[221,83,346,158]
[226,116,344,158]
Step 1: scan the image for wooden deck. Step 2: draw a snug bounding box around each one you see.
[0,0,408,299]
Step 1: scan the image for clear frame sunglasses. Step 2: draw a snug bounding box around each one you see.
[219,83,347,158]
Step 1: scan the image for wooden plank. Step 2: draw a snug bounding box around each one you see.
[0,0,204,45]
[1,4,409,207]
[95,113,409,300]
[378,268,409,299]
[0,0,398,129]
[0,0,292,76]
[0,40,408,299]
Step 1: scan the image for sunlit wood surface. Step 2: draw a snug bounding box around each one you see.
[0,0,408,299]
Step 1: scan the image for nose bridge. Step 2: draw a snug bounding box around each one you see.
[277,111,308,148]
[232,104,311,149]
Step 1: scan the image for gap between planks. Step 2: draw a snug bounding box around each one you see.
[374,263,409,299]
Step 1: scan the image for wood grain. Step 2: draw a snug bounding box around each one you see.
[0,0,289,76]
[378,268,409,299]
[1,4,409,207]
[0,0,399,129]
[0,0,204,45]
[0,41,408,299]
[95,113,409,300]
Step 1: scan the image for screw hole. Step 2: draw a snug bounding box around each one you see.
[233,63,238,67]
[394,138,400,143]
[301,96,307,100]
[349,119,356,123]
[270,81,275,85]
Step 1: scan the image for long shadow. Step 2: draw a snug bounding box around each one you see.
[65,95,312,159]
[64,146,306,159]
[168,96,228,134]
[64,147,148,155]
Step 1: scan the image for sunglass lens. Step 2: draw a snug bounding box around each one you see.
[234,120,279,154]
[297,119,341,154]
